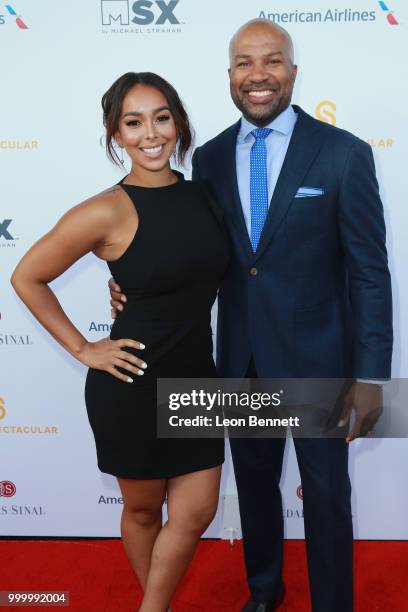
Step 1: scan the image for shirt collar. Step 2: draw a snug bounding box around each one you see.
[238,105,297,143]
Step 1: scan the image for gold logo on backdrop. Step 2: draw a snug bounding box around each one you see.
[0,397,5,420]
[367,138,393,148]
[0,141,38,150]
[314,103,393,149]
[0,395,58,433]
[315,100,337,125]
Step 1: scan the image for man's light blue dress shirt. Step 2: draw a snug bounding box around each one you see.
[236,105,298,236]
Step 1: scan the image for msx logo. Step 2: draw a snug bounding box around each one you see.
[101,0,180,26]
[0,219,14,240]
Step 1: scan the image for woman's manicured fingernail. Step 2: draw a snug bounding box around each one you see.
[127,377,133,383]
[137,370,144,376]
[140,362,148,369]
[121,296,127,302]
[139,343,145,349]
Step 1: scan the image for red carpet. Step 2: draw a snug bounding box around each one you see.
[0,539,407,611]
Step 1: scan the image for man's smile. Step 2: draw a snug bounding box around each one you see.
[244,88,277,104]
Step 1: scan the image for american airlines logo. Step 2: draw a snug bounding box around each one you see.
[0,4,29,28]
[259,3,400,26]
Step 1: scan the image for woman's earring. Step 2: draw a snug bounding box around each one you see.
[119,146,125,167]
[116,143,125,168]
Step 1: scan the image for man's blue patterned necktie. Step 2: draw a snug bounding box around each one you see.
[250,127,272,252]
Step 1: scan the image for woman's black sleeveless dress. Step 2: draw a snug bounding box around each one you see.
[84,172,230,479]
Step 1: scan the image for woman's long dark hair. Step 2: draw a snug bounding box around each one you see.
[102,72,193,166]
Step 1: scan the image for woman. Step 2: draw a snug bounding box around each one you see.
[11,72,230,612]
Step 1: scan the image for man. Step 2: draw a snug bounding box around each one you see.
[109,19,392,612]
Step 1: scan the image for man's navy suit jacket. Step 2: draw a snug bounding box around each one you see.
[192,105,393,379]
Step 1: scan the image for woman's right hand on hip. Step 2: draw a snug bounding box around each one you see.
[78,338,147,383]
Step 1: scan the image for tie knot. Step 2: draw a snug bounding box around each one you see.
[251,128,272,141]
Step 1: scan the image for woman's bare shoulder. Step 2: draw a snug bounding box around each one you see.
[65,184,126,225]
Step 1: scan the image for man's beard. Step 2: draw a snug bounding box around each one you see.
[231,89,291,127]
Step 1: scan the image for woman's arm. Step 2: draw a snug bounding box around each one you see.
[10,195,146,381]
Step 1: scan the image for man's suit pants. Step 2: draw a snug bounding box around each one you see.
[229,359,354,612]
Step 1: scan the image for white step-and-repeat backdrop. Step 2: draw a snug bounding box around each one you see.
[1,0,407,539]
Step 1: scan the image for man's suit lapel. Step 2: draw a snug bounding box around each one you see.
[218,120,253,258]
[253,106,326,263]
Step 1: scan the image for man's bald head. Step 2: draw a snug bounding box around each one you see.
[227,18,297,127]
[229,19,295,67]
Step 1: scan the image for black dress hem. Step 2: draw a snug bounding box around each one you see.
[97,457,225,481]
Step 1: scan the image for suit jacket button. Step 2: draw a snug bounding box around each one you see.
[250,267,258,276]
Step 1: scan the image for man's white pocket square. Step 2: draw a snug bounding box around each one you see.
[294,187,324,198]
